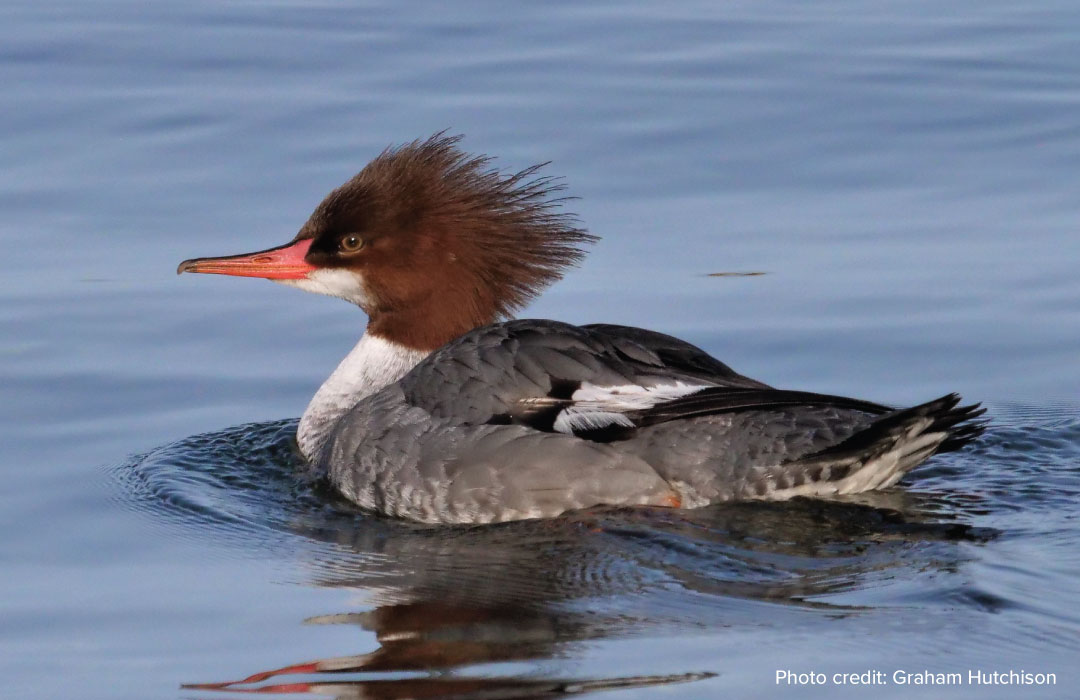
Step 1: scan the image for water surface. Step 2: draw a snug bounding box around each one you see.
[2,1,1078,698]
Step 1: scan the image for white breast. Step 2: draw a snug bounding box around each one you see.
[297,333,428,460]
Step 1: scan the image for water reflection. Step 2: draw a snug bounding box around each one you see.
[187,666,712,699]
[120,420,993,697]
[184,604,712,696]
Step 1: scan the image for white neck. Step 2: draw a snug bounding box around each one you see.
[297,332,428,460]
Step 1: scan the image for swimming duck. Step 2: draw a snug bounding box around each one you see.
[178,133,984,524]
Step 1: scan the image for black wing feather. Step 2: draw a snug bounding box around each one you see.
[630,388,891,428]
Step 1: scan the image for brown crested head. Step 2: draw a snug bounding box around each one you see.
[177,133,596,351]
[291,132,597,350]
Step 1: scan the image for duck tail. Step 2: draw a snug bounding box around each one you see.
[776,393,987,496]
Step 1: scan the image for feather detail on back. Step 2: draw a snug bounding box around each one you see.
[511,384,892,443]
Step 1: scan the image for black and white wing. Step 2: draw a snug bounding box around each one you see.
[400,319,892,442]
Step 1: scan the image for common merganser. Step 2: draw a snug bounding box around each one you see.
[178,133,985,524]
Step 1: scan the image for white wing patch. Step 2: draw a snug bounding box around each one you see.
[553,409,636,434]
[551,381,710,434]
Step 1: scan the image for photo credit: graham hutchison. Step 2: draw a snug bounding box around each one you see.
[776,669,1058,687]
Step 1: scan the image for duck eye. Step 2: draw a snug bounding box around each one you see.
[340,234,364,252]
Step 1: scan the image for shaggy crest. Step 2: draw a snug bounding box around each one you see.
[300,133,596,326]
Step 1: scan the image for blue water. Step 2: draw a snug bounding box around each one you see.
[2,1,1078,698]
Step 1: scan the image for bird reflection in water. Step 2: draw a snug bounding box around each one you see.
[124,420,993,698]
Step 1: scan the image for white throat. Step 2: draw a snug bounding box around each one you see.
[297,333,428,461]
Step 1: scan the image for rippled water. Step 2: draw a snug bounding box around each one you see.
[2,1,1079,698]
